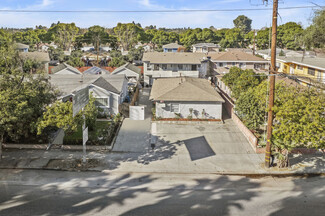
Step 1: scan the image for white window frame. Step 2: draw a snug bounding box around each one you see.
[95,97,110,108]
[170,103,180,113]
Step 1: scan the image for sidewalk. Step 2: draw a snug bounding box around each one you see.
[0,148,324,175]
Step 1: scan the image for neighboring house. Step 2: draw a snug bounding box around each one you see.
[83,66,110,75]
[150,77,225,120]
[19,52,50,73]
[100,45,112,52]
[135,42,155,52]
[162,42,185,53]
[81,45,95,52]
[111,63,141,83]
[208,51,269,74]
[277,56,325,86]
[192,43,220,53]
[15,43,29,52]
[142,52,209,86]
[49,74,128,115]
[257,49,316,59]
[38,43,58,52]
[51,63,82,75]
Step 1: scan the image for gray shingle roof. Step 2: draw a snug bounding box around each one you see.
[51,63,82,74]
[150,77,225,102]
[113,63,141,74]
[193,43,219,48]
[92,76,119,94]
[15,43,29,49]
[208,51,268,62]
[162,43,183,49]
[83,66,110,75]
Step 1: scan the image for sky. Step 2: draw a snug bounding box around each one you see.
[0,0,323,29]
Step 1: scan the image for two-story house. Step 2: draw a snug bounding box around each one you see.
[162,42,185,53]
[142,52,208,86]
[208,51,269,74]
[192,43,220,53]
[277,56,325,86]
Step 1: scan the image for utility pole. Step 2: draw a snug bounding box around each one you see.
[265,0,278,168]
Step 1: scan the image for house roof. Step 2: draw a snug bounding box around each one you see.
[83,66,110,75]
[277,56,325,70]
[113,63,141,74]
[15,43,29,49]
[143,52,206,64]
[162,43,183,49]
[208,51,268,62]
[19,52,50,62]
[150,77,225,102]
[51,63,82,74]
[49,74,126,96]
[193,43,219,48]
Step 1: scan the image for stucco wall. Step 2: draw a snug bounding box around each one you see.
[156,101,223,119]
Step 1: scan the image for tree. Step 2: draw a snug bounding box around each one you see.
[219,28,244,48]
[233,15,252,34]
[65,50,85,67]
[113,23,145,50]
[256,27,270,50]
[37,95,98,135]
[84,25,109,52]
[277,22,303,50]
[127,47,144,62]
[304,9,325,49]
[0,30,20,75]
[0,72,58,157]
[46,23,79,51]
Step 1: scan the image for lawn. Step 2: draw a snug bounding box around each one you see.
[64,121,111,145]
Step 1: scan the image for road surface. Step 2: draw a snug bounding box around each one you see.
[0,169,324,216]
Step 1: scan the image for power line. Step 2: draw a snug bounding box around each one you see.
[0,5,322,13]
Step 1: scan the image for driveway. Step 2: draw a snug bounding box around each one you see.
[112,88,152,153]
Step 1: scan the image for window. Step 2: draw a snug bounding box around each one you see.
[232,62,236,66]
[308,68,315,76]
[219,63,224,67]
[154,64,159,70]
[171,103,180,112]
[239,63,246,68]
[297,65,303,70]
[147,63,151,69]
[178,64,183,70]
[95,98,109,107]
[191,65,197,71]
[162,64,167,70]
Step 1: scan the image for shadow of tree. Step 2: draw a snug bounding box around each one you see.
[0,173,261,216]
[289,153,325,173]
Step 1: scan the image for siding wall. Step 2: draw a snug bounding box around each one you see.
[156,101,223,120]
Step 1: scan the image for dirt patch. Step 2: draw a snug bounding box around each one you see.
[44,158,101,171]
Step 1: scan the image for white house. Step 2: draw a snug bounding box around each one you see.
[142,52,209,86]
[51,63,82,75]
[150,77,225,120]
[192,43,220,53]
[111,63,141,83]
[49,74,128,115]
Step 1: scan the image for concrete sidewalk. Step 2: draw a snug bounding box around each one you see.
[0,148,324,175]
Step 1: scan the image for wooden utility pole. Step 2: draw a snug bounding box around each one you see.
[265,0,278,168]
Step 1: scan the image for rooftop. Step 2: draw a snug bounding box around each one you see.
[19,52,50,62]
[51,63,82,74]
[277,56,325,70]
[208,51,269,62]
[162,42,184,49]
[150,77,225,102]
[113,63,141,74]
[193,43,220,47]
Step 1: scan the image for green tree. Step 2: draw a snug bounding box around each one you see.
[233,15,252,34]
[46,23,79,51]
[277,22,303,50]
[113,23,145,50]
[0,30,20,75]
[84,25,110,52]
[37,95,98,135]
[219,28,244,48]
[128,47,144,62]
[304,9,325,49]
[256,27,270,50]
[0,72,58,157]
[221,67,242,87]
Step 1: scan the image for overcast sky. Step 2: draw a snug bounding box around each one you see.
[0,0,323,29]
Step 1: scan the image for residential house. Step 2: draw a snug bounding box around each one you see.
[277,56,325,86]
[192,43,220,53]
[111,63,141,83]
[162,42,185,53]
[208,51,269,74]
[83,66,110,75]
[257,49,316,59]
[135,42,154,52]
[51,63,82,75]
[15,43,29,52]
[49,74,128,114]
[150,77,225,120]
[19,52,50,73]
[142,52,209,86]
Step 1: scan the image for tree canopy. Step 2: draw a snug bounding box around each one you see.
[233,15,252,34]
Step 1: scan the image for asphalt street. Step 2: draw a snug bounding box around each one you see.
[0,169,324,216]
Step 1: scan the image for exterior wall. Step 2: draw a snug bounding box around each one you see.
[144,62,202,85]
[90,86,121,115]
[193,47,219,53]
[113,68,140,80]
[163,48,178,53]
[214,61,267,70]
[155,101,223,120]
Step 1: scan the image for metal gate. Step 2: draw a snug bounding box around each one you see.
[129,106,145,120]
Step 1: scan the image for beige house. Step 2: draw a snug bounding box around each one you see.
[208,51,269,74]
[150,77,225,120]
[192,43,220,53]
[142,52,210,86]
